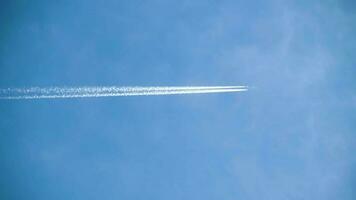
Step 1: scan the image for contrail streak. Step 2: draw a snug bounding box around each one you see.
[0,86,248,99]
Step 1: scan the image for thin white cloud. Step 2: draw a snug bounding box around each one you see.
[0,86,247,99]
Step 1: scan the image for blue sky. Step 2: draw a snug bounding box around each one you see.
[0,0,355,199]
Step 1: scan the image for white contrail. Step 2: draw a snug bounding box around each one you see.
[0,86,248,99]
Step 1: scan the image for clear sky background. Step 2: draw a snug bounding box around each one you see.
[0,0,355,199]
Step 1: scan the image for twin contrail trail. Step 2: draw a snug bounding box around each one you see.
[0,86,248,99]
